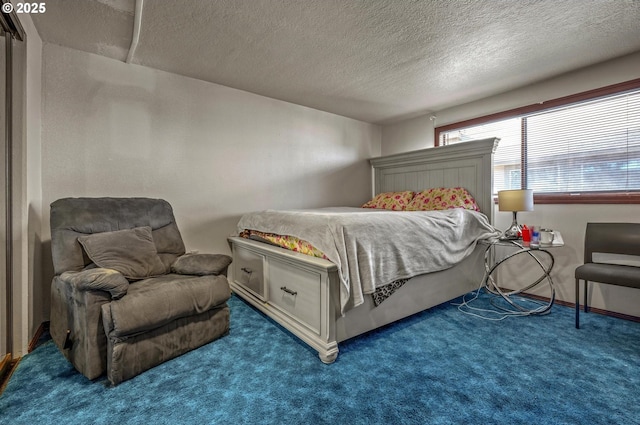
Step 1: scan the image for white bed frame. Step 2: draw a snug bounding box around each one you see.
[228,138,498,363]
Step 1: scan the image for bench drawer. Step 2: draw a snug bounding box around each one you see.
[233,245,266,301]
[268,258,321,334]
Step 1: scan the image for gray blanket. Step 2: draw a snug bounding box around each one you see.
[236,207,500,313]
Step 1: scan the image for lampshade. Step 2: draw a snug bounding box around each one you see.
[498,189,534,212]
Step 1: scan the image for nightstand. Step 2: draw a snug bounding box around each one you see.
[479,231,564,315]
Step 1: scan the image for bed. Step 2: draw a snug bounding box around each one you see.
[227,137,499,363]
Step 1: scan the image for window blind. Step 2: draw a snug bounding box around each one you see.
[440,118,521,193]
[526,90,640,194]
[439,87,640,196]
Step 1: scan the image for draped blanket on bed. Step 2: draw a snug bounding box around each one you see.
[236,207,500,314]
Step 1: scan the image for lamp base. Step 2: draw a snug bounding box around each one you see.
[500,211,522,240]
[501,225,522,240]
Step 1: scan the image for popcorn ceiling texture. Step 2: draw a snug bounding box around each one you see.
[31,0,640,123]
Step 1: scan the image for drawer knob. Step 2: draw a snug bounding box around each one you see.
[280,286,297,296]
[241,267,252,274]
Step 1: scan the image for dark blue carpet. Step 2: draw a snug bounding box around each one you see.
[1,292,639,425]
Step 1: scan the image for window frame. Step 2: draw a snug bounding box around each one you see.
[434,78,640,204]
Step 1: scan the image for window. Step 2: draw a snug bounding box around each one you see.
[436,79,640,203]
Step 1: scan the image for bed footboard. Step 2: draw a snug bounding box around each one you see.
[228,236,341,363]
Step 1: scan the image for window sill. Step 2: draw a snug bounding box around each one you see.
[494,193,640,205]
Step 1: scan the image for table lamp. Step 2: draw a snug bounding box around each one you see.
[498,189,534,239]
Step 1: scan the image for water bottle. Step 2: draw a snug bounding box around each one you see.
[531,226,540,249]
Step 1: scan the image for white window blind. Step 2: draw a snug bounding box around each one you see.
[526,91,640,194]
[440,118,521,193]
[439,88,640,195]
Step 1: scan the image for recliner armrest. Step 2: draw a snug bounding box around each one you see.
[171,253,232,276]
[59,268,129,299]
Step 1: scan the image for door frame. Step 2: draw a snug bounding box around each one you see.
[0,1,25,371]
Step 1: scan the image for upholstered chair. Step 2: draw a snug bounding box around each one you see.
[575,222,640,328]
[49,197,231,385]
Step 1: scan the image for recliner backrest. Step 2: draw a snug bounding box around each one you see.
[50,197,186,275]
[584,222,640,264]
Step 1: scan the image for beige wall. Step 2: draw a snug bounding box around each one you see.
[39,43,381,319]
[380,114,435,155]
[24,15,43,355]
[381,51,640,318]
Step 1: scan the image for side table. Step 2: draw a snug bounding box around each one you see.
[479,232,564,315]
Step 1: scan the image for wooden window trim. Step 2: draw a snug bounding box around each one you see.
[436,78,640,205]
[493,192,640,205]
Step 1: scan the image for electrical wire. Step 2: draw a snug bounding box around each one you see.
[453,239,554,320]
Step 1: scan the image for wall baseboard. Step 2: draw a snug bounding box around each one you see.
[0,322,50,395]
[0,353,12,379]
[28,321,50,353]
[0,354,20,395]
[521,292,640,323]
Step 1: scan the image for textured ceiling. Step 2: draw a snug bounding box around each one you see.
[30,0,640,124]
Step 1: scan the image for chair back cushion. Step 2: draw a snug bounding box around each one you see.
[50,197,186,275]
[584,222,640,264]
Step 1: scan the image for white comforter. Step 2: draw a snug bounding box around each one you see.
[237,207,500,313]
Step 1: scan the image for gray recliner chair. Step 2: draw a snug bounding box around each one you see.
[575,222,640,329]
[49,197,232,385]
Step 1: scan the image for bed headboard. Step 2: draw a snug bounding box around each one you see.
[369,138,499,224]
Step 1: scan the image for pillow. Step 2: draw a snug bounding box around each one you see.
[361,191,415,210]
[77,226,168,280]
[406,187,480,212]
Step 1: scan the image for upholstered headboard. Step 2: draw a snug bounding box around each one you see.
[369,138,499,223]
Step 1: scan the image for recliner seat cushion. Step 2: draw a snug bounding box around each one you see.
[106,274,230,337]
